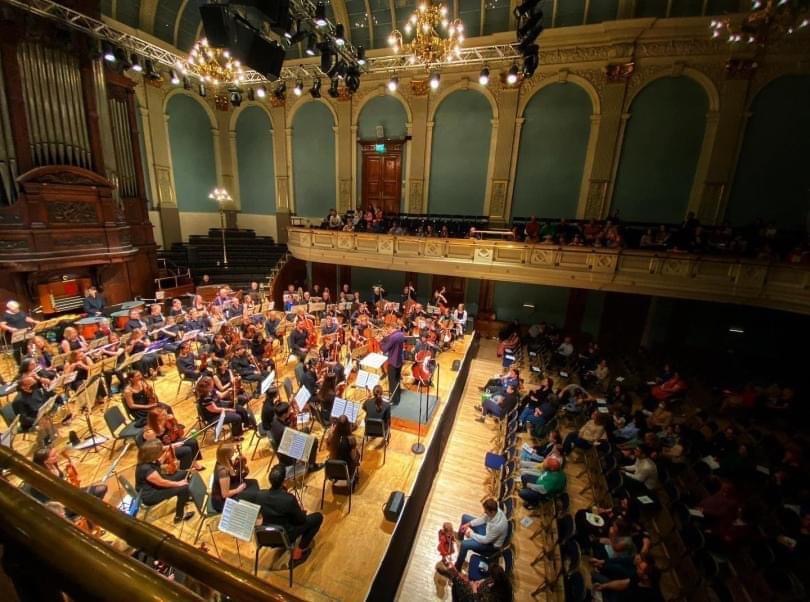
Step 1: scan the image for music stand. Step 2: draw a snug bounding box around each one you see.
[260,371,276,396]
[218,497,262,569]
[1,415,20,448]
[214,410,227,442]
[412,361,440,455]
[277,427,316,504]
[330,398,360,425]
[71,378,110,458]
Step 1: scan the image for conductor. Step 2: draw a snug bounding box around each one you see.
[380,326,405,405]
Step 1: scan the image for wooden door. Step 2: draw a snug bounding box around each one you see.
[361,141,403,214]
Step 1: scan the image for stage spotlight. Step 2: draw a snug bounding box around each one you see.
[429,72,440,90]
[169,69,180,85]
[183,76,192,90]
[256,85,267,98]
[320,43,334,73]
[513,0,540,19]
[230,90,242,107]
[346,66,360,92]
[247,88,255,101]
[274,81,287,100]
[310,78,322,98]
[198,82,207,97]
[294,79,304,96]
[314,2,327,27]
[357,45,366,65]
[478,66,490,85]
[328,77,339,98]
[102,41,116,63]
[517,11,544,44]
[145,60,161,80]
[506,63,519,85]
[522,46,539,78]
[305,34,317,56]
[114,47,131,70]
[335,24,345,46]
[387,76,398,92]
[130,54,142,72]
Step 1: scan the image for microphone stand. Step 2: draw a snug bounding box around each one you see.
[411,379,425,455]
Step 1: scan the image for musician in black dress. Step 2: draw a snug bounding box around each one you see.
[11,376,48,432]
[195,376,253,440]
[136,408,202,471]
[135,440,194,523]
[122,370,173,427]
[176,343,200,381]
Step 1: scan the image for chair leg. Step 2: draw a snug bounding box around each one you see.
[383,439,387,464]
[254,549,260,576]
[194,516,205,544]
[108,438,118,458]
[348,479,352,514]
[288,548,293,587]
[321,478,326,509]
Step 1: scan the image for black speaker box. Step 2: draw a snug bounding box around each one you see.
[231,18,286,81]
[384,491,405,522]
[199,4,234,48]
[451,359,461,371]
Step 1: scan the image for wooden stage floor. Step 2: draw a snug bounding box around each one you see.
[4,336,474,602]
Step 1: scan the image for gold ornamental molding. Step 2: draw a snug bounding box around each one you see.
[287,228,810,316]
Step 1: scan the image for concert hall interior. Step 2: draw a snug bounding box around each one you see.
[1,1,810,601]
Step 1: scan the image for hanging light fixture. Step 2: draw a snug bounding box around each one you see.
[184,38,245,90]
[429,71,440,90]
[710,0,809,46]
[478,66,490,85]
[387,75,399,92]
[388,2,464,66]
[506,63,519,85]
[294,79,304,96]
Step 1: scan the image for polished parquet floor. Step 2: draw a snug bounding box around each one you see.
[3,337,474,602]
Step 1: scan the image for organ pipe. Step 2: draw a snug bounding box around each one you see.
[0,54,19,204]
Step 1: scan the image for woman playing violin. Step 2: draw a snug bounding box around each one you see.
[60,326,88,354]
[212,359,248,405]
[123,369,174,427]
[32,446,108,501]
[137,408,202,471]
[211,442,277,525]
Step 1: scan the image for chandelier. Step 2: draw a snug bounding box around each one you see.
[183,38,245,87]
[388,2,465,66]
[709,0,809,46]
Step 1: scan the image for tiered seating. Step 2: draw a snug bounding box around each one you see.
[157,229,286,289]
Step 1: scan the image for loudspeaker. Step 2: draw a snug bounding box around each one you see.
[384,491,405,522]
[452,359,461,372]
[231,18,286,80]
[199,4,234,48]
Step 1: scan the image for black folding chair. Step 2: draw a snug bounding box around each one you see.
[104,405,142,457]
[361,418,390,464]
[254,524,296,586]
[320,459,358,513]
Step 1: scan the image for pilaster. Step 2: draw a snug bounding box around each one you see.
[488,85,519,223]
[406,90,429,213]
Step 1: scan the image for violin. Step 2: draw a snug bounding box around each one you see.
[162,415,185,445]
[163,445,178,475]
[61,450,80,487]
[145,382,158,406]
[233,452,250,482]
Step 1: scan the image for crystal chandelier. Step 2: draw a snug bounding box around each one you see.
[388,2,465,66]
[709,0,808,46]
[183,38,245,87]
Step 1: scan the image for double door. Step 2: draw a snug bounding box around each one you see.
[360,141,402,214]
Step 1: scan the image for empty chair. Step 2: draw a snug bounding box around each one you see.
[104,405,142,457]
[532,514,574,566]
[320,459,358,513]
[361,418,390,464]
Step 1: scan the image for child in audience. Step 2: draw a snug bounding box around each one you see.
[437,522,455,562]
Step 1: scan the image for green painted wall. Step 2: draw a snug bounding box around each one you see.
[292,101,335,217]
[464,279,480,316]
[612,77,707,223]
[351,267,405,301]
[357,96,408,211]
[512,83,592,218]
[166,94,217,212]
[235,106,275,215]
[492,282,569,326]
[727,75,810,228]
[428,90,492,215]
[582,291,606,338]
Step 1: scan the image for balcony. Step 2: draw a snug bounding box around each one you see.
[287,228,810,315]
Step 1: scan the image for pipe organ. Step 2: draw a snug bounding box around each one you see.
[0,6,157,311]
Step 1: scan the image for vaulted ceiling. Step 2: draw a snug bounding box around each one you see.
[100,0,742,58]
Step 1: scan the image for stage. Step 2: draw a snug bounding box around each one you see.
[3,334,475,601]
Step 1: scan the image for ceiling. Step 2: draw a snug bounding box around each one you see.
[100,0,742,58]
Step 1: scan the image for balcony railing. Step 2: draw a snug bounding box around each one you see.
[286,228,810,315]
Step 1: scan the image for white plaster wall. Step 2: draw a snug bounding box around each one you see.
[239,213,278,240]
[148,210,164,249]
[178,212,221,241]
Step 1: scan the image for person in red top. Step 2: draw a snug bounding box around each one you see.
[650,372,687,403]
[437,522,455,562]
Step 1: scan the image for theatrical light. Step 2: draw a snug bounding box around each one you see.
[478,66,490,85]
[169,69,180,84]
[229,90,242,107]
[328,77,340,98]
[506,63,519,85]
[517,11,544,41]
[274,81,287,100]
[387,76,398,92]
[256,85,267,98]
[183,76,192,90]
[145,60,161,80]
[198,82,207,97]
[247,88,255,101]
[314,2,327,27]
[514,0,540,19]
[320,43,335,74]
[114,47,131,70]
[522,47,539,78]
[130,53,143,72]
[305,34,318,56]
[102,41,116,63]
[294,79,304,96]
[310,78,322,98]
[357,45,366,65]
[335,24,345,46]
[346,66,360,92]
[429,72,440,90]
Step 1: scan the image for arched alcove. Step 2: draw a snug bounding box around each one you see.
[612,77,708,223]
[235,105,275,215]
[166,93,217,212]
[292,101,336,217]
[512,82,592,218]
[428,89,492,215]
[727,75,810,228]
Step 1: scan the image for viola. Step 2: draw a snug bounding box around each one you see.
[163,446,178,475]
[233,454,250,481]
[61,450,81,487]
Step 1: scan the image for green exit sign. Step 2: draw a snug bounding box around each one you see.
[374,143,386,153]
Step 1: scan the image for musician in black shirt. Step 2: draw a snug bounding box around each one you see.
[135,440,194,523]
[176,343,200,381]
[269,403,321,471]
[265,465,324,563]
[289,321,309,361]
[82,286,105,315]
[11,376,47,431]
[124,308,147,333]
[1,300,39,361]
[196,376,253,439]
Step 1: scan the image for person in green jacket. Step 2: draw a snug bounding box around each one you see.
[519,456,566,509]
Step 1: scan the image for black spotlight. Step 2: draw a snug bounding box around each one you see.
[518,11,544,45]
[310,78,322,98]
[357,45,366,65]
[183,76,192,90]
[274,81,287,100]
[247,88,255,101]
[145,60,161,80]
[333,60,348,79]
[169,69,181,84]
[320,43,335,73]
[198,82,207,97]
[130,53,143,72]
[305,34,318,56]
[230,90,242,107]
[314,2,327,27]
[256,85,267,98]
[522,47,539,78]
[345,65,360,92]
[102,41,116,62]
[506,62,519,85]
[114,47,131,70]
[513,0,540,19]
[335,24,345,46]
[328,77,339,98]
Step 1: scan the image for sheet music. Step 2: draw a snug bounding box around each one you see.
[215,410,227,441]
[260,370,276,395]
[355,370,380,390]
[296,412,311,426]
[293,386,311,413]
[278,427,315,462]
[218,498,261,542]
[360,353,388,370]
[330,397,360,423]
[35,395,57,423]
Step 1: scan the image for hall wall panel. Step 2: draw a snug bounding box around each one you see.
[292,101,336,218]
[235,105,275,215]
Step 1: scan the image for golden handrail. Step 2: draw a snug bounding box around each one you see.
[0,445,301,602]
[0,478,202,602]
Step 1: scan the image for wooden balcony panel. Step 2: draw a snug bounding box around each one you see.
[286,229,810,315]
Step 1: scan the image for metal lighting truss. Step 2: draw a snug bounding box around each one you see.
[2,0,521,83]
